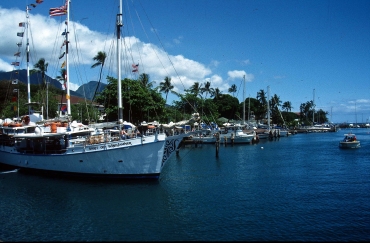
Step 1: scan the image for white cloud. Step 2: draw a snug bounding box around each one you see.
[227,70,254,82]
[243,59,251,65]
[0,59,13,72]
[173,36,183,44]
[0,6,215,98]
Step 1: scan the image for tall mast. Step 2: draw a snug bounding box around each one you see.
[117,0,123,123]
[26,5,31,113]
[66,0,71,116]
[267,86,270,131]
[243,75,245,125]
[313,88,315,124]
[248,95,250,122]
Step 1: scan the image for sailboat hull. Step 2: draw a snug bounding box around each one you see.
[0,133,184,179]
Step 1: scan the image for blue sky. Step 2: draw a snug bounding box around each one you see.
[1,0,370,124]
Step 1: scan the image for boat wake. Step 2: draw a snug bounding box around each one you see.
[0,169,19,174]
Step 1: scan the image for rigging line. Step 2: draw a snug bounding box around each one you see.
[131,1,170,78]
[123,1,145,74]
[133,0,191,94]
[69,9,101,121]
[47,23,64,92]
[129,0,200,116]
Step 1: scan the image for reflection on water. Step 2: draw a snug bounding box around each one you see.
[1,129,370,241]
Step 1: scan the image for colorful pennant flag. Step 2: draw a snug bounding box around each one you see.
[17,42,22,47]
[61,61,66,68]
[14,52,21,57]
[12,79,19,84]
[61,40,67,48]
[60,105,67,112]
[36,0,44,3]
[59,52,65,59]
[132,63,139,72]
[17,32,24,37]
[19,22,25,27]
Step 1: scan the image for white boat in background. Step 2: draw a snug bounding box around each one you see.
[190,124,255,144]
[0,0,199,180]
[339,133,360,149]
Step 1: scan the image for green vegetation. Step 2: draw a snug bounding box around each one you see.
[0,55,328,126]
[0,72,328,127]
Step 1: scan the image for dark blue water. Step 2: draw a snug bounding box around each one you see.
[1,129,370,241]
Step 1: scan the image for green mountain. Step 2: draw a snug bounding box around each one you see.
[75,81,106,100]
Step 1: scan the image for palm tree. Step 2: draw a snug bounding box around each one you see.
[257,89,267,106]
[228,84,237,97]
[56,68,67,116]
[282,101,292,112]
[270,94,282,109]
[188,82,203,98]
[159,76,174,104]
[31,58,49,115]
[256,89,267,122]
[200,81,213,119]
[138,73,155,89]
[211,87,223,100]
[91,51,107,101]
[201,81,213,99]
[31,58,48,88]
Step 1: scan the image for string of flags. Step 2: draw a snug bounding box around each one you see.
[30,0,43,8]
[12,18,25,67]
[10,0,44,86]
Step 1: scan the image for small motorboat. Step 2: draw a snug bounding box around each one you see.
[339,133,360,149]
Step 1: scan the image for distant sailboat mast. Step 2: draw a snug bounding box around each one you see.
[243,75,245,125]
[313,88,315,124]
[248,95,250,122]
[267,85,270,130]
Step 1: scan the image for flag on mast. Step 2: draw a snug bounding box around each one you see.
[49,0,68,17]
[132,63,139,72]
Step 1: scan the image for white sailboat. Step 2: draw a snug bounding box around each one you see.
[0,0,198,179]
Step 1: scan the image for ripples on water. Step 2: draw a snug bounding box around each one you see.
[1,129,370,241]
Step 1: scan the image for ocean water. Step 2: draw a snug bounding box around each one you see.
[1,129,370,241]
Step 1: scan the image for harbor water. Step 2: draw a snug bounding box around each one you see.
[1,129,370,241]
